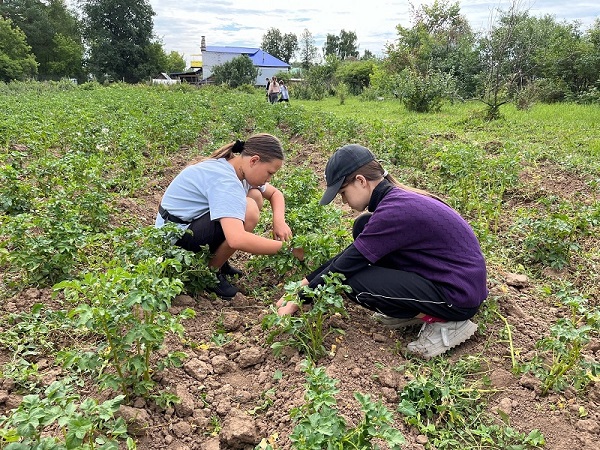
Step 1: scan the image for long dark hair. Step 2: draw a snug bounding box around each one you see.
[342,160,447,204]
[210,133,284,162]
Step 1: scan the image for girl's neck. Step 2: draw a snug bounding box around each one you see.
[228,156,244,181]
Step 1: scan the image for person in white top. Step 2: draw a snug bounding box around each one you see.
[278,80,289,102]
[156,133,303,299]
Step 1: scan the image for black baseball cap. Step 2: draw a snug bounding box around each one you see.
[319,144,376,205]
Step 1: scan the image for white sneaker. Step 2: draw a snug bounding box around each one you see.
[407,320,478,358]
[372,312,423,329]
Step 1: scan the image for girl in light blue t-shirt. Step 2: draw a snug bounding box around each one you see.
[157,133,304,299]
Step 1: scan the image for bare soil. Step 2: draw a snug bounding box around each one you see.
[1,149,599,450]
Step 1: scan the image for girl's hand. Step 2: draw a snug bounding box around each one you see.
[273,220,292,242]
[291,246,305,261]
[277,300,299,316]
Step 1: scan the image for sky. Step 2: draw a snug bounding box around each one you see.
[148,1,599,65]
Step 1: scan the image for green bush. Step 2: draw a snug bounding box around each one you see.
[394,68,457,112]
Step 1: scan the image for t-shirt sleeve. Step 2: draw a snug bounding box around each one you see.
[207,177,247,221]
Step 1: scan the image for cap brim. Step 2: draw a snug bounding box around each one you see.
[319,177,344,205]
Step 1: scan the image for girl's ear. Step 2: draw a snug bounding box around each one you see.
[355,174,368,187]
[249,155,261,166]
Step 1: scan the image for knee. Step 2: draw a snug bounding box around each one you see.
[245,197,260,231]
[247,188,264,210]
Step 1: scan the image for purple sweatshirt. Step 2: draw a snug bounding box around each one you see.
[353,187,487,308]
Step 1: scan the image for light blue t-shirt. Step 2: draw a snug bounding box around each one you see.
[155,158,264,228]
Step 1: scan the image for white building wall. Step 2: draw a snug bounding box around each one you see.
[202,51,289,86]
[202,51,237,79]
[256,68,287,86]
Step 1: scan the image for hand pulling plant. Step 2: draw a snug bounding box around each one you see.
[287,360,405,449]
[55,257,194,401]
[262,273,351,361]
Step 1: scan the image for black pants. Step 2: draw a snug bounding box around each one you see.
[326,213,478,321]
[175,213,225,254]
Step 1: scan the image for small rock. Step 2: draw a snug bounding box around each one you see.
[372,333,386,342]
[1,379,15,392]
[519,374,541,392]
[576,419,600,434]
[132,397,146,409]
[174,385,195,418]
[211,355,234,374]
[236,347,265,369]
[505,273,528,288]
[416,434,429,444]
[222,311,243,331]
[497,397,513,414]
[381,387,398,402]
[220,408,259,447]
[171,421,192,438]
[200,438,221,450]
[216,398,232,416]
[377,368,400,389]
[172,295,196,307]
[117,405,152,436]
[183,358,213,381]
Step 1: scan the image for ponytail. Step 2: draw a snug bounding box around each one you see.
[210,133,284,161]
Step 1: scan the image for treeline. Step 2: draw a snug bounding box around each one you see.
[0,0,185,83]
[266,1,600,115]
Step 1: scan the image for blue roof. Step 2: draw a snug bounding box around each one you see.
[205,46,289,68]
[249,50,289,68]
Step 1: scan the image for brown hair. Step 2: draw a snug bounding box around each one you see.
[342,160,446,203]
[210,133,284,162]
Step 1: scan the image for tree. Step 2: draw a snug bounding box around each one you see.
[298,28,318,69]
[361,49,375,60]
[80,0,156,83]
[385,0,478,97]
[211,54,257,88]
[0,0,83,79]
[477,0,530,118]
[47,33,84,79]
[261,28,283,59]
[261,28,298,63]
[280,32,298,64]
[323,30,359,60]
[0,17,38,81]
[323,34,339,57]
[338,30,359,60]
[165,51,186,73]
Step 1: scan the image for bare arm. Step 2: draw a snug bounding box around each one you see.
[262,184,292,241]
[221,217,284,254]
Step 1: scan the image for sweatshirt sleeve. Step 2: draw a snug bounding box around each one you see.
[306,244,370,290]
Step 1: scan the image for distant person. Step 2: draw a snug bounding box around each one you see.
[277,144,487,358]
[278,80,289,103]
[265,77,270,102]
[268,76,280,104]
[156,133,303,300]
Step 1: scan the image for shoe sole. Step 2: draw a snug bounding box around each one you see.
[407,320,478,359]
